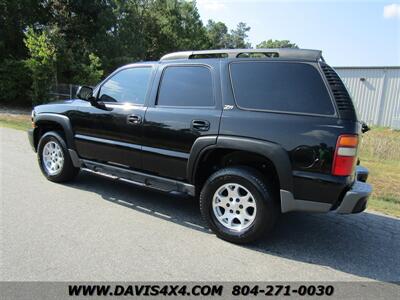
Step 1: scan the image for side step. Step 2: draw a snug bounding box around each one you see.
[81,160,195,196]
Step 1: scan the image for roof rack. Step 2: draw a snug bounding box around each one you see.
[160,48,324,62]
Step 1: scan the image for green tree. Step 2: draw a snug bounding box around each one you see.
[205,20,228,48]
[0,0,48,61]
[205,20,251,49]
[0,59,32,105]
[226,22,251,48]
[72,53,104,85]
[24,27,57,104]
[44,0,115,81]
[256,39,298,49]
[143,0,209,60]
[1,0,258,105]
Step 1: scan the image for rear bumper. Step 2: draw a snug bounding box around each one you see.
[334,166,372,214]
[27,129,36,151]
[280,165,372,214]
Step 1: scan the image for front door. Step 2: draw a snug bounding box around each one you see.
[72,65,155,170]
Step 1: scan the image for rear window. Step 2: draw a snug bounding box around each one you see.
[157,66,214,107]
[230,62,335,115]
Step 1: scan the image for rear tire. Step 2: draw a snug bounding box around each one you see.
[37,131,79,182]
[200,166,278,244]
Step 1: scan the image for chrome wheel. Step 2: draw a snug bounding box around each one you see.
[42,141,64,175]
[212,183,257,232]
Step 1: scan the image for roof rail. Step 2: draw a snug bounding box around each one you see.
[160,48,323,61]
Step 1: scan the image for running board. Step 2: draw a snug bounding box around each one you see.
[81,160,195,196]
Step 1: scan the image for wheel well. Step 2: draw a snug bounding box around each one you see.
[195,149,281,197]
[34,121,65,150]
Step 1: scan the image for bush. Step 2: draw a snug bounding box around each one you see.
[0,59,32,107]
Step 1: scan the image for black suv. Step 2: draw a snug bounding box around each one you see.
[28,48,372,243]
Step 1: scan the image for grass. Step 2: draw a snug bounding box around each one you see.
[359,128,400,217]
[0,114,31,130]
[1,113,399,217]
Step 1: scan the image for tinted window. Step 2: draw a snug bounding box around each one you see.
[157,66,214,106]
[230,62,334,115]
[99,67,152,104]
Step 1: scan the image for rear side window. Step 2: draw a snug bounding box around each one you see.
[230,62,335,115]
[157,66,214,107]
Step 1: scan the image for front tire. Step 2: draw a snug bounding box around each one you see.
[200,167,278,244]
[37,131,79,182]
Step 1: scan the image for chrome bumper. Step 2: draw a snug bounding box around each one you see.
[335,166,372,214]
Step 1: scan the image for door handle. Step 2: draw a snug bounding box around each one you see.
[191,120,210,131]
[127,114,142,125]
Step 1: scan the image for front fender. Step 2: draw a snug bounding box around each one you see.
[34,113,75,150]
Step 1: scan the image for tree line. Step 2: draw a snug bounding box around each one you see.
[0,0,298,106]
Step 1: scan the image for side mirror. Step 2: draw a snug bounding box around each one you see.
[361,122,370,133]
[76,86,94,101]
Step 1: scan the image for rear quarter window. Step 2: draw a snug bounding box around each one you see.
[229,61,335,115]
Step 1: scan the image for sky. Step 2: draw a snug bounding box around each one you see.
[196,0,400,66]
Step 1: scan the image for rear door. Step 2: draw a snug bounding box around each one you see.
[72,65,155,170]
[142,62,222,180]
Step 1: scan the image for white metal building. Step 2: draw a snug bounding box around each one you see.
[334,66,400,129]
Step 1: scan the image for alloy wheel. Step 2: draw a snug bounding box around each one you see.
[212,183,257,232]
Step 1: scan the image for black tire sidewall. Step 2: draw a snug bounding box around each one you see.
[200,167,277,243]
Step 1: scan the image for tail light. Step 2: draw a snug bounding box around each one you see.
[332,135,359,176]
